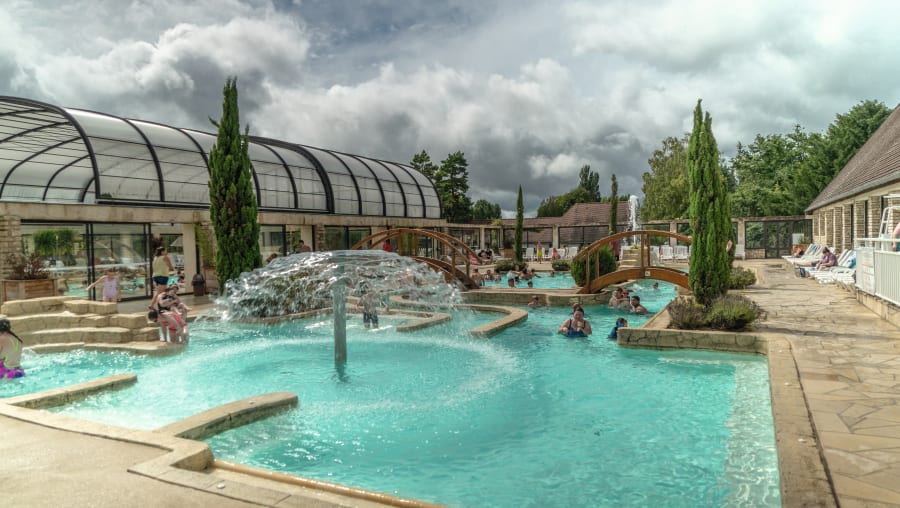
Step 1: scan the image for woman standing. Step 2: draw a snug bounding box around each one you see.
[152,246,175,289]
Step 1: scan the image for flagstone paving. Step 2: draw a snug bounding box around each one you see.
[748,260,900,507]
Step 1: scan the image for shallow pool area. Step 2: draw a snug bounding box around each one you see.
[3,294,780,508]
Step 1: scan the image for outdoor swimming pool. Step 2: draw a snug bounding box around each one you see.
[2,288,780,507]
[482,272,578,289]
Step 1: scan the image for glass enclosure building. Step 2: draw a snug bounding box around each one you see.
[0,96,444,300]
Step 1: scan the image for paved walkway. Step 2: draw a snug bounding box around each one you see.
[3,261,900,506]
[747,260,900,507]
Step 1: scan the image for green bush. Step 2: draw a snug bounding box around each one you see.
[667,294,765,331]
[727,266,756,289]
[494,259,527,273]
[705,295,765,331]
[570,246,616,286]
[551,260,570,271]
[666,296,707,329]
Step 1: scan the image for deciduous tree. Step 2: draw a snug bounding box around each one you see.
[641,136,690,220]
[471,199,501,220]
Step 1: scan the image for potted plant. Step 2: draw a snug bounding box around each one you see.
[1,252,59,302]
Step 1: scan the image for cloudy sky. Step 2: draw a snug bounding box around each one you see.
[2,0,900,216]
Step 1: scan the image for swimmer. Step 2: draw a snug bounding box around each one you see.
[630,295,649,315]
[558,307,592,338]
[528,295,543,308]
[607,317,628,340]
[357,287,387,329]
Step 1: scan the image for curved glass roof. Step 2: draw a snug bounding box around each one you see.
[0,96,440,218]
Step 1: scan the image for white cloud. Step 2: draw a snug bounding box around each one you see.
[2,0,900,215]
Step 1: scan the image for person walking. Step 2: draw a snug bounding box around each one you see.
[152,246,175,289]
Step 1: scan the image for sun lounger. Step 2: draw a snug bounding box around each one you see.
[659,245,674,262]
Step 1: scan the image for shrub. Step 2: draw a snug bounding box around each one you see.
[570,246,616,286]
[705,295,765,331]
[666,296,707,330]
[551,260,570,272]
[4,252,50,280]
[727,266,756,289]
[494,259,527,273]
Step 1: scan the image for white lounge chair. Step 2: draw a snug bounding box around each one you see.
[674,245,689,261]
[524,247,535,261]
[734,243,745,260]
[567,246,580,259]
[659,245,674,262]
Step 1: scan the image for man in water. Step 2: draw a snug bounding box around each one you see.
[630,295,649,315]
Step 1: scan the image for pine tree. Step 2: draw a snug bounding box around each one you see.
[687,100,731,306]
[208,77,262,284]
[439,151,472,223]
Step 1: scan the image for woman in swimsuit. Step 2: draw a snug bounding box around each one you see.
[558,308,592,338]
[86,269,120,302]
[0,318,25,378]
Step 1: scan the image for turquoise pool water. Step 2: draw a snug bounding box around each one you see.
[2,288,779,507]
[483,272,578,289]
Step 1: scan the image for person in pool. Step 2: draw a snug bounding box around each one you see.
[558,307,592,338]
[0,318,25,378]
[607,317,628,340]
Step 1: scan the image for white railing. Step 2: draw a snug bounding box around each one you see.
[874,251,900,307]
[855,237,900,306]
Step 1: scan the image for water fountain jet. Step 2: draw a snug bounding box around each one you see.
[215,250,462,365]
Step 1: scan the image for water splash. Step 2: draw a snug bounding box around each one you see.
[628,195,641,233]
[215,250,463,320]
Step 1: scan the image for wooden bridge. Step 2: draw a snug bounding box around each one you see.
[574,230,692,294]
[350,228,481,289]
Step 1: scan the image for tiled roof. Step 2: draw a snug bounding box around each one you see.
[500,201,632,227]
[807,104,900,212]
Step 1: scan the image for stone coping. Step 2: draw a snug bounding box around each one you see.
[155,392,299,441]
[0,376,438,507]
[3,278,840,506]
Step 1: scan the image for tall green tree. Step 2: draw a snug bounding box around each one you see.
[515,186,524,264]
[411,150,439,183]
[791,99,891,208]
[641,135,690,220]
[687,100,731,306]
[609,174,618,234]
[471,199,501,220]
[578,165,602,201]
[412,150,473,222]
[438,151,473,223]
[728,128,811,217]
[208,77,261,284]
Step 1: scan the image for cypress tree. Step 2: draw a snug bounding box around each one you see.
[208,77,262,284]
[514,186,524,263]
[609,174,618,234]
[687,100,731,306]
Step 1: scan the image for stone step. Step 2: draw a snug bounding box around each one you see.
[1,296,79,316]
[7,312,150,334]
[26,327,136,345]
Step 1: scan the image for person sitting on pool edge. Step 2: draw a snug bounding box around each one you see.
[607,317,628,340]
[558,307,592,338]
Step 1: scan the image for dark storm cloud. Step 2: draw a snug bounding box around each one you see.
[3,0,900,215]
